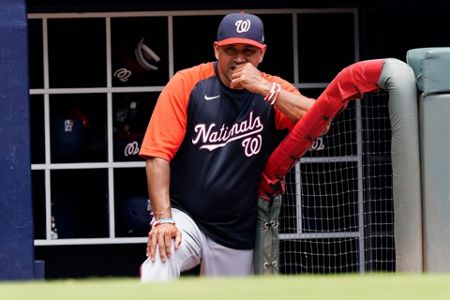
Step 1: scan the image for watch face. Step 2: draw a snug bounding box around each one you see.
[111,17,169,87]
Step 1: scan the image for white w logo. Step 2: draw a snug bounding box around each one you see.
[235,19,251,33]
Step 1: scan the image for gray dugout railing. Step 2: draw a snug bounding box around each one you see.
[379,58,423,272]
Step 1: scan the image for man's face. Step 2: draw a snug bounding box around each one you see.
[214,43,266,87]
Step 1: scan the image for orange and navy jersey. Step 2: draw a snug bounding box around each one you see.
[140,62,301,249]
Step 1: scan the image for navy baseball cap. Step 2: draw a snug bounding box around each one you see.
[216,12,265,49]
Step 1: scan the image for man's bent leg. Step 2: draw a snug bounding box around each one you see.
[140,209,203,282]
[200,238,253,277]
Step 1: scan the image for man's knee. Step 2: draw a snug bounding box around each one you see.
[140,240,200,282]
[140,253,180,282]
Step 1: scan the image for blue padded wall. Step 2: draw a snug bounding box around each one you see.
[0,0,35,279]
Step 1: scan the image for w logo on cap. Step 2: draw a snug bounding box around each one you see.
[235,19,251,33]
[217,12,265,48]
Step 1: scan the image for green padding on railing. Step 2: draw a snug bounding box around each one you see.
[407,47,450,95]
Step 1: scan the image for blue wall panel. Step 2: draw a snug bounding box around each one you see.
[0,0,35,280]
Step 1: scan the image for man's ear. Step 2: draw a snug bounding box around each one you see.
[258,54,264,63]
[213,42,219,60]
[258,45,267,63]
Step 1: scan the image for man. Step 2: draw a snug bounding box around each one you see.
[139,12,315,282]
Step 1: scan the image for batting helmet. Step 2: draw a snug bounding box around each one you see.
[113,37,160,84]
[51,108,89,162]
[113,99,147,161]
[120,196,152,236]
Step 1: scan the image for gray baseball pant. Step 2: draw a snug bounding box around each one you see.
[140,208,253,282]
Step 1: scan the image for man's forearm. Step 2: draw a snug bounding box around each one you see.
[146,157,172,220]
[274,91,315,123]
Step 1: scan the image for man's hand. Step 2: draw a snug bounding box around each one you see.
[230,62,271,94]
[147,223,182,262]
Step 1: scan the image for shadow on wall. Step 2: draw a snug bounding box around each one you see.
[360,3,450,60]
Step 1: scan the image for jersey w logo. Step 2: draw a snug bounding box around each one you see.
[235,19,251,33]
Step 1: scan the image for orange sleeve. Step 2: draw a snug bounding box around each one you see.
[139,63,215,161]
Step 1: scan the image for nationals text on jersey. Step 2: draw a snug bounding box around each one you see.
[192,111,264,152]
